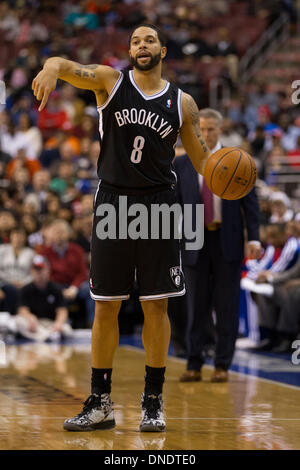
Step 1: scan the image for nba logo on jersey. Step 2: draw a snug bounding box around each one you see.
[170,266,181,287]
[166,99,172,108]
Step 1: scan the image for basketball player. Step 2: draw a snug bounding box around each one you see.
[32,24,210,432]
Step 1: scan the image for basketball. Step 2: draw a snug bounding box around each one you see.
[203,147,257,200]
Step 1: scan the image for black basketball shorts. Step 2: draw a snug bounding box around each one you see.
[90,182,185,301]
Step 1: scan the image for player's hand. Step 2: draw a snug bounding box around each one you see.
[32,68,58,111]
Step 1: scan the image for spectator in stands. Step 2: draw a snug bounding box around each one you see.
[73,114,98,140]
[30,169,51,211]
[181,27,212,58]
[23,193,41,218]
[246,223,299,283]
[39,219,94,327]
[248,81,279,116]
[64,2,99,30]
[10,92,37,127]
[57,205,74,223]
[0,225,35,315]
[278,113,300,152]
[212,27,238,82]
[287,135,300,169]
[37,91,71,136]
[269,191,294,223]
[28,217,54,250]
[227,95,257,132]
[16,113,43,159]
[11,166,32,198]
[21,214,39,238]
[76,138,97,182]
[0,118,33,159]
[59,83,86,126]
[44,190,62,218]
[255,250,300,352]
[49,161,77,196]
[16,254,71,341]
[220,118,243,147]
[5,147,41,183]
[257,105,275,133]
[0,2,19,41]
[79,193,94,215]
[0,210,16,243]
[38,132,64,168]
[265,139,287,186]
[73,213,93,257]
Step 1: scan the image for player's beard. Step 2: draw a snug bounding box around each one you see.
[130,51,162,71]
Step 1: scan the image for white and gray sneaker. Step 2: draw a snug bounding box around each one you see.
[63,393,115,431]
[139,393,166,432]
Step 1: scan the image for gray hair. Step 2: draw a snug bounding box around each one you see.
[51,219,73,237]
[199,108,223,125]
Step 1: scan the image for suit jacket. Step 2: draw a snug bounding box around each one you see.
[173,153,260,265]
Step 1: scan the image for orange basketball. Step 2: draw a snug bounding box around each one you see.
[203,147,257,200]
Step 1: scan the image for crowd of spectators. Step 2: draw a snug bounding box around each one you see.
[0,0,300,350]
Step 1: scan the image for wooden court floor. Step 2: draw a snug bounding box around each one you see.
[0,342,300,450]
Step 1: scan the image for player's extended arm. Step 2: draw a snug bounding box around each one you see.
[32,57,120,111]
[180,92,210,175]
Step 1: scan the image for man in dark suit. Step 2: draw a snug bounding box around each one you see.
[174,108,261,382]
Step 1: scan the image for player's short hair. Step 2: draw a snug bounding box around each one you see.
[199,108,223,125]
[128,24,167,47]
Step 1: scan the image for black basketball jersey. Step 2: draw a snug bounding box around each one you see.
[96,70,183,189]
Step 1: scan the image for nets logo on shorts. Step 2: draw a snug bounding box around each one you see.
[170,266,181,287]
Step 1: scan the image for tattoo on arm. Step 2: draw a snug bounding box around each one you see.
[74,63,98,79]
[187,96,208,153]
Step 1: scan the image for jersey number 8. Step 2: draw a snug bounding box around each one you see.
[130,136,145,164]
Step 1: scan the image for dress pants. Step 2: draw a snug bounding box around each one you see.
[184,229,242,371]
[257,282,300,335]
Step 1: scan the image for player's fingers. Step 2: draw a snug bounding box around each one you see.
[38,89,50,111]
[32,81,40,97]
[32,77,37,91]
[33,82,41,98]
[36,86,45,101]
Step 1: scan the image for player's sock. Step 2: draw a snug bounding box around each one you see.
[144,365,166,396]
[91,367,112,395]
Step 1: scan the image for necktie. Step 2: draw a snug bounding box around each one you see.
[202,178,214,226]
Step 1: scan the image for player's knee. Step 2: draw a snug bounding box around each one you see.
[142,299,168,317]
[94,300,120,321]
